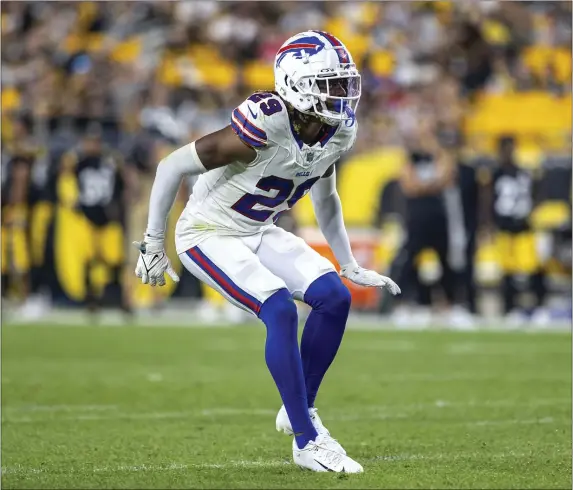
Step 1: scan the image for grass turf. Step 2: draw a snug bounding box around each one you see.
[1,323,571,489]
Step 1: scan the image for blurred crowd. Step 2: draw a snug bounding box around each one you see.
[1,1,571,326]
[2,1,571,149]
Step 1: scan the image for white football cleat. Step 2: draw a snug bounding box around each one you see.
[276,405,346,455]
[292,434,363,473]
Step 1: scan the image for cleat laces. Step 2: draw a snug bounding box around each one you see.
[310,408,341,446]
[312,435,345,467]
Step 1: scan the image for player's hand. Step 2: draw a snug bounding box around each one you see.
[340,263,401,295]
[133,237,180,287]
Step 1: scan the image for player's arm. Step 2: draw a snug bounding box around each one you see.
[56,151,79,209]
[310,164,400,295]
[477,165,495,235]
[400,149,455,198]
[145,125,256,238]
[135,126,256,286]
[117,153,138,207]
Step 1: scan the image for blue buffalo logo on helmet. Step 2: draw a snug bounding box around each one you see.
[276,36,325,66]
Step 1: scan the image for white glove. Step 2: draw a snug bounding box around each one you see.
[133,237,180,287]
[340,262,401,295]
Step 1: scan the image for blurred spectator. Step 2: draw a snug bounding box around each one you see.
[391,118,458,325]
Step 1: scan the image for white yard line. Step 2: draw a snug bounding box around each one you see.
[467,417,555,427]
[446,342,571,356]
[3,404,118,413]
[359,397,571,411]
[200,408,276,416]
[0,451,545,477]
[360,373,570,382]
[2,398,566,426]
[2,408,276,424]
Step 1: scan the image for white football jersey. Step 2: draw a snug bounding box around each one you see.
[175,91,357,253]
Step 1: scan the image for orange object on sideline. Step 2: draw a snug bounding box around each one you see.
[300,228,380,310]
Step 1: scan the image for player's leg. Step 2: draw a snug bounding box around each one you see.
[497,232,519,316]
[392,222,430,325]
[432,216,457,306]
[256,227,348,403]
[10,219,32,305]
[177,234,318,449]
[257,227,365,467]
[464,231,478,314]
[100,221,132,316]
[1,223,8,298]
[85,221,104,315]
[256,227,350,446]
[27,200,54,316]
[301,272,351,406]
[518,231,547,308]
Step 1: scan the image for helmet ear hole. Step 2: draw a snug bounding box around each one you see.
[286,75,299,93]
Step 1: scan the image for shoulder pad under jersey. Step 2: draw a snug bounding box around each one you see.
[230,92,290,150]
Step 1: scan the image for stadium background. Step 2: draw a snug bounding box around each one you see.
[1,0,571,324]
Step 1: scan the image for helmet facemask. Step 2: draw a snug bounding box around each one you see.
[288,66,361,126]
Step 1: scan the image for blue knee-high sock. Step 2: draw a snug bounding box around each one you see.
[302,272,351,408]
[259,289,318,449]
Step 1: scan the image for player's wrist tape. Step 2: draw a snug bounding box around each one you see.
[143,233,165,248]
[340,259,358,272]
[139,236,164,254]
[145,231,164,241]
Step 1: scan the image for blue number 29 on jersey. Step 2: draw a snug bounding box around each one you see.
[231,176,320,222]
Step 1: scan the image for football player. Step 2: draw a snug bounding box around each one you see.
[134,31,400,473]
[60,123,134,315]
[489,135,545,320]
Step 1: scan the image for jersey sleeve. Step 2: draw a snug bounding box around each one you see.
[230,93,291,150]
[230,99,269,149]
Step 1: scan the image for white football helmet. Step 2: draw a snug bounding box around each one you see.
[274,30,361,126]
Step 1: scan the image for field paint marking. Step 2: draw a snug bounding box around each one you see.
[0,451,546,477]
[359,397,571,412]
[331,413,563,426]
[467,417,555,427]
[200,408,276,416]
[358,372,570,383]
[3,398,568,424]
[2,399,567,425]
[446,342,572,356]
[2,408,276,424]
[342,340,418,352]
[3,404,118,413]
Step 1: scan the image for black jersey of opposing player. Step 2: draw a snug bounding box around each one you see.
[406,150,446,221]
[73,150,125,226]
[492,164,533,233]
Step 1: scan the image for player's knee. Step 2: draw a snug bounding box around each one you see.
[259,288,298,325]
[305,272,351,313]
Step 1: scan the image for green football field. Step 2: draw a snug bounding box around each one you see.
[1,323,571,489]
